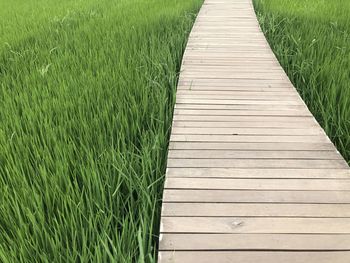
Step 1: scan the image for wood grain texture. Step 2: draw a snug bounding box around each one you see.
[158,0,350,261]
[162,203,350,217]
[161,217,350,234]
[163,189,350,203]
[164,178,350,191]
[159,234,350,250]
[166,168,350,178]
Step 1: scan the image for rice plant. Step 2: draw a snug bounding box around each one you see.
[0,0,202,262]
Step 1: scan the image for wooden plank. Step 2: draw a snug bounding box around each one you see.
[159,251,350,263]
[170,135,330,143]
[181,61,281,67]
[164,178,350,191]
[172,115,314,122]
[182,56,276,61]
[166,168,350,178]
[173,110,310,117]
[186,43,270,48]
[181,65,281,70]
[190,33,266,37]
[162,203,350,217]
[163,189,350,203]
[191,27,262,31]
[177,86,293,91]
[183,56,278,61]
[175,95,298,100]
[172,121,317,128]
[192,23,261,26]
[159,234,350,250]
[182,63,282,68]
[186,42,269,46]
[160,217,350,233]
[194,16,262,19]
[167,159,348,169]
[171,127,322,135]
[176,90,298,96]
[182,57,281,62]
[173,116,316,123]
[174,104,305,110]
[191,33,264,38]
[175,99,304,105]
[185,48,272,53]
[168,150,340,159]
[197,15,262,19]
[178,78,293,87]
[179,73,287,80]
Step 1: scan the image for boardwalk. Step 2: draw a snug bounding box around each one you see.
[158,0,350,262]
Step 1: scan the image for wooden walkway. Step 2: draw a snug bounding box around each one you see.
[158,0,350,262]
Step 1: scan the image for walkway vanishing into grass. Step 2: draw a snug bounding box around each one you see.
[158,0,350,262]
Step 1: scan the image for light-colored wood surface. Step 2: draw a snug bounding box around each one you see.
[158,0,350,261]
[160,234,350,250]
[163,189,350,203]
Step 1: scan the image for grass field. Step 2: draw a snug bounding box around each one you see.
[253,0,350,163]
[0,0,202,262]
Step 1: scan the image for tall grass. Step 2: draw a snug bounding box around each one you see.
[253,0,350,163]
[0,0,202,262]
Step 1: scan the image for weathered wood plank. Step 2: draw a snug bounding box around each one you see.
[160,217,350,233]
[163,189,350,203]
[175,99,304,105]
[177,87,292,93]
[173,110,310,117]
[173,116,314,123]
[159,234,350,250]
[170,134,330,143]
[180,73,287,80]
[176,90,298,96]
[172,121,317,128]
[166,168,350,178]
[164,178,350,191]
[178,78,293,87]
[181,66,283,72]
[174,104,305,110]
[176,94,298,100]
[170,134,329,143]
[167,159,348,168]
[168,150,339,159]
[162,203,350,217]
[171,127,322,135]
[177,87,294,92]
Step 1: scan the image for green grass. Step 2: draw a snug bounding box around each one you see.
[253,0,350,163]
[0,0,202,262]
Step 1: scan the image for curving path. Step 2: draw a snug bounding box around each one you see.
[158,0,350,262]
